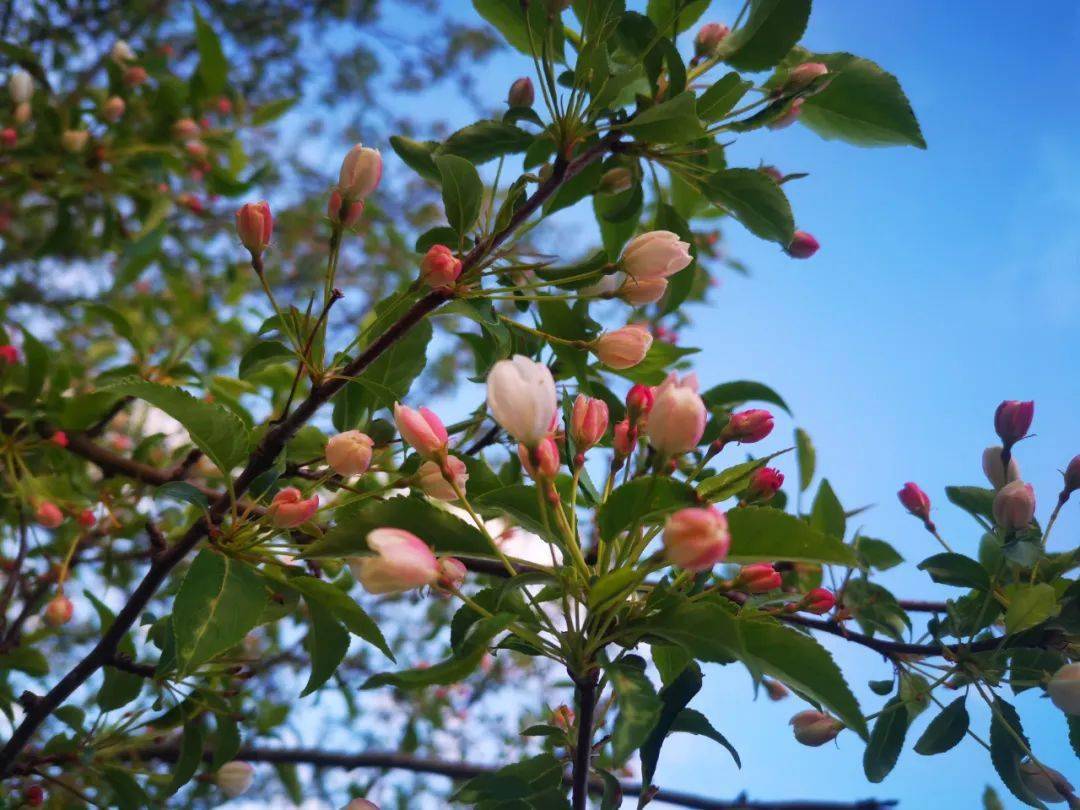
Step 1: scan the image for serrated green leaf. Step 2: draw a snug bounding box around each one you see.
[701,379,791,414]
[720,0,811,72]
[598,476,699,541]
[918,553,990,590]
[794,427,815,492]
[435,154,483,236]
[810,479,845,539]
[1004,583,1058,635]
[863,697,909,783]
[914,697,969,755]
[617,92,706,144]
[277,573,392,660]
[668,707,741,767]
[697,71,752,122]
[727,507,858,566]
[193,9,228,97]
[703,168,795,244]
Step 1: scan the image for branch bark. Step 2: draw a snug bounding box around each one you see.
[0,133,620,779]
[129,743,896,810]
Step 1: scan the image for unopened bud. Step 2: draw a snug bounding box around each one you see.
[994,400,1034,448]
[172,118,200,140]
[694,23,730,58]
[618,276,668,305]
[746,467,784,502]
[897,482,933,529]
[235,201,273,256]
[1,128,15,147]
[44,594,73,627]
[35,502,64,529]
[214,761,254,798]
[720,409,774,444]
[768,98,804,130]
[613,419,635,458]
[593,323,653,369]
[103,96,126,122]
[626,384,654,421]
[328,189,364,228]
[551,704,574,731]
[790,710,843,746]
[992,480,1036,531]
[1061,455,1080,501]
[981,445,1020,489]
[801,587,836,615]
[785,62,828,91]
[764,678,790,701]
[420,244,463,292]
[1018,760,1074,804]
[735,563,781,593]
[518,437,560,481]
[110,40,137,63]
[123,66,148,87]
[1047,663,1080,716]
[508,77,534,108]
[337,143,382,201]
[598,167,633,195]
[8,69,33,104]
[436,557,467,591]
[785,230,819,259]
[61,130,89,153]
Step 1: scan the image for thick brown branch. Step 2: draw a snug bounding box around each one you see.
[132,744,895,810]
[0,133,620,778]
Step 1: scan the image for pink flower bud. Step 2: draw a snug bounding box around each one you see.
[344,799,381,810]
[786,62,829,90]
[350,528,439,594]
[328,189,365,228]
[618,276,668,305]
[663,507,730,571]
[13,101,30,124]
[268,487,319,528]
[325,430,374,476]
[747,467,784,501]
[214,761,254,798]
[123,66,148,87]
[338,143,382,201]
[110,40,136,63]
[571,395,609,451]
[417,455,468,501]
[486,356,558,447]
[35,502,63,529]
[897,482,933,524]
[235,201,273,256]
[394,403,448,458]
[216,96,233,116]
[790,710,843,746]
[613,419,636,458]
[785,229,819,259]
[982,445,1019,489]
[172,118,200,140]
[992,480,1036,530]
[77,508,96,528]
[626,384,655,420]
[721,409,774,444]
[764,678,790,701]
[594,324,653,369]
[44,594,73,627]
[24,785,44,806]
[103,96,125,122]
[599,167,633,195]
[9,69,33,104]
[694,23,730,58]
[518,437,561,480]
[436,557,467,591]
[621,231,693,282]
[736,563,781,593]
[0,128,15,148]
[768,98,804,130]
[1047,662,1080,716]
[1062,455,1080,497]
[420,244,463,292]
[994,400,1034,447]
[184,140,209,160]
[646,373,706,456]
[61,130,89,153]
[802,588,836,615]
[1018,760,1074,804]
[49,431,68,448]
[508,77,534,108]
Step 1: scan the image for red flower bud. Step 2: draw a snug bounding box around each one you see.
[790,710,843,746]
[760,165,783,183]
[25,785,45,807]
[721,409,774,444]
[0,345,18,364]
[626,384,654,420]
[897,482,933,528]
[994,400,1034,448]
[328,189,364,228]
[768,98,804,130]
[694,22,730,58]
[570,395,608,451]
[802,588,836,615]
[518,437,560,481]
[49,431,69,448]
[786,62,829,91]
[235,201,273,256]
[35,502,64,529]
[613,419,636,458]
[122,66,148,87]
[1062,455,1080,499]
[747,467,784,501]
[736,563,781,593]
[786,230,819,259]
[436,557,467,591]
[508,77,534,108]
[78,508,96,528]
[0,128,16,148]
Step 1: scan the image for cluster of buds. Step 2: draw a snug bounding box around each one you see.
[987,400,1036,532]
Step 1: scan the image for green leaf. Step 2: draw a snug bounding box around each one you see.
[598,476,699,541]
[794,427,815,492]
[703,168,795,244]
[301,598,350,697]
[389,135,439,182]
[19,326,48,401]
[173,550,268,675]
[989,697,1045,808]
[696,450,788,503]
[701,379,791,414]
[441,120,534,164]
[473,0,562,58]
[947,485,996,522]
[589,568,646,612]
[454,753,568,807]
[250,97,298,126]
[914,697,969,755]
[640,663,703,785]
[277,574,392,660]
[435,154,483,236]
[302,497,489,559]
[238,340,294,379]
[646,0,708,34]
[1068,715,1080,760]
[983,786,1006,810]
[85,593,143,711]
[697,72,752,122]
[103,766,151,810]
[727,507,858,566]
[155,481,210,512]
[212,715,242,770]
[1004,583,1058,635]
[863,697,909,783]
[855,537,904,572]
[643,599,866,738]
[103,378,250,474]
[193,10,228,96]
[362,613,513,690]
[800,53,926,149]
[608,658,663,764]
[721,0,811,72]
[351,318,433,411]
[810,479,846,539]
[611,341,700,386]
[166,721,205,795]
[918,553,990,590]
[668,708,741,767]
[617,92,707,144]
[0,647,48,677]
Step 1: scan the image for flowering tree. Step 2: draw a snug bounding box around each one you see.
[1,1,1078,808]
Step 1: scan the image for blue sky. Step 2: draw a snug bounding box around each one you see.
[351,1,1080,806]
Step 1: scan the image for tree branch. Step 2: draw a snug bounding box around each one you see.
[131,744,896,810]
[0,132,621,778]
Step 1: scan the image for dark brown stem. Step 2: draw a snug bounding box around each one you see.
[0,133,620,778]
[572,668,599,810]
